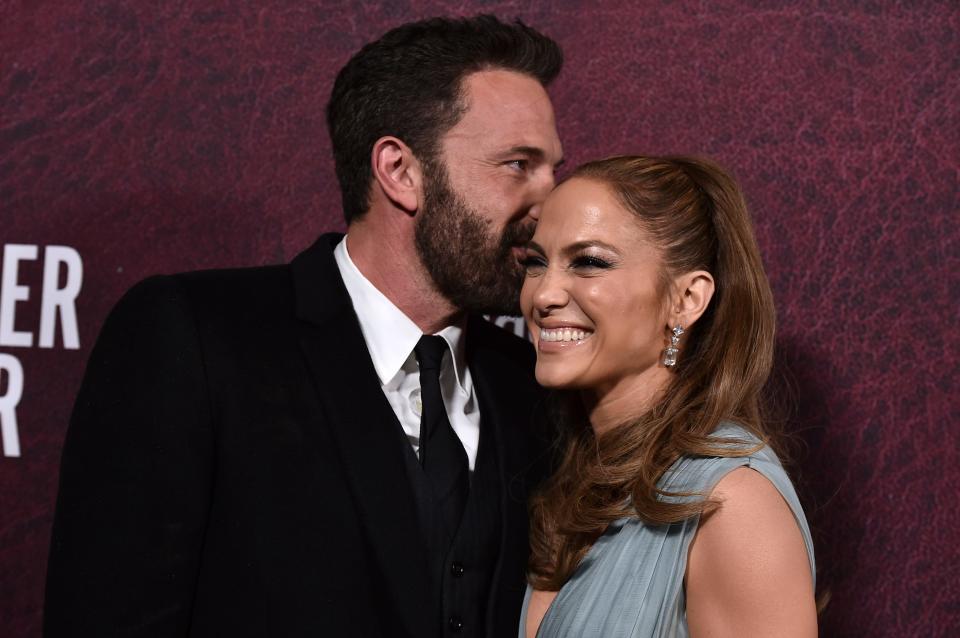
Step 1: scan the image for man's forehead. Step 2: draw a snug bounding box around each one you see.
[459,69,553,120]
[448,69,561,157]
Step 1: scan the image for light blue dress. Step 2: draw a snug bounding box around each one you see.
[519,423,815,638]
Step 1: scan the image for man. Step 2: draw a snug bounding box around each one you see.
[44,15,564,638]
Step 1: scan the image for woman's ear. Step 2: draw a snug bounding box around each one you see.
[670,270,715,329]
[370,136,421,214]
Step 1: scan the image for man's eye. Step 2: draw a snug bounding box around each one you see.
[505,159,528,171]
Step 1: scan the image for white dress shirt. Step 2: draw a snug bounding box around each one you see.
[333,236,481,470]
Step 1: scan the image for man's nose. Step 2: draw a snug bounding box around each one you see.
[528,168,556,222]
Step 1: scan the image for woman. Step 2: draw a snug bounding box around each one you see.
[518,156,817,637]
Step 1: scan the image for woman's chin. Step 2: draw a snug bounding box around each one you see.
[534,365,582,390]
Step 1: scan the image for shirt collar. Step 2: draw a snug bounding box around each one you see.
[435,322,469,397]
[333,236,468,393]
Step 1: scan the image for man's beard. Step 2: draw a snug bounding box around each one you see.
[414,164,534,316]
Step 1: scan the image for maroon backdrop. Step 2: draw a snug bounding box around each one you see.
[2,1,957,635]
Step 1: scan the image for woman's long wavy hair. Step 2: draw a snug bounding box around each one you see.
[528,155,779,591]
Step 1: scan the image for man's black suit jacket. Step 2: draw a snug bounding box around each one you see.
[45,234,551,637]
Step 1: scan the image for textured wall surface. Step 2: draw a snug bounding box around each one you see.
[1,1,957,635]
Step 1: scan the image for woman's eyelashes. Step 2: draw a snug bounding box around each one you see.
[521,253,547,274]
[522,252,615,275]
[570,254,614,270]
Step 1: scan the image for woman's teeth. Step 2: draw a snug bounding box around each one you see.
[539,328,593,342]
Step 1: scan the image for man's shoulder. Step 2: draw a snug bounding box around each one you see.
[170,261,289,285]
[172,263,293,305]
[110,263,298,333]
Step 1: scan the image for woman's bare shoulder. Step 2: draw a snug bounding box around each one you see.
[685,467,817,638]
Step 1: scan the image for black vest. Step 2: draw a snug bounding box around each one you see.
[401,425,502,638]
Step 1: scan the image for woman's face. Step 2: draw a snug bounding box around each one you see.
[520,178,672,396]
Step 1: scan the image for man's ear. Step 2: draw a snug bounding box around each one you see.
[669,270,715,329]
[370,136,421,214]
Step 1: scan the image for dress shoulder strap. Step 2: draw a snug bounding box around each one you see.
[658,422,817,585]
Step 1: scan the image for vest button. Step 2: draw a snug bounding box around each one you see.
[450,561,465,577]
[448,615,464,631]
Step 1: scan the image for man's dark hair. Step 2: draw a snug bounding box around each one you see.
[326,14,563,223]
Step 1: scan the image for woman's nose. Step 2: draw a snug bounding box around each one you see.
[532,269,568,312]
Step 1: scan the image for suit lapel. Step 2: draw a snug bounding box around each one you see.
[291,235,434,638]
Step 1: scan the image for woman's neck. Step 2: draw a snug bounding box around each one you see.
[582,366,672,435]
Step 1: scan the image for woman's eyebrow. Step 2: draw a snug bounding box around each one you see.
[561,240,619,256]
[526,240,546,254]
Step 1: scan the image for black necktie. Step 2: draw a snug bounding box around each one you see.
[414,335,469,537]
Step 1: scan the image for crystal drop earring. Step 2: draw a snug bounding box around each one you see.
[663,324,684,367]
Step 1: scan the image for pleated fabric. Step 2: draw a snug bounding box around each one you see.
[520,423,816,638]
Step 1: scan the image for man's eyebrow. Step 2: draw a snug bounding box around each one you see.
[505,146,565,169]
[506,145,543,158]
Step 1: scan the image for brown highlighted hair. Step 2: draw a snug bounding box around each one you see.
[528,155,778,591]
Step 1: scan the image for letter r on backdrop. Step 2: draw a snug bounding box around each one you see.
[0,353,23,457]
[39,246,83,349]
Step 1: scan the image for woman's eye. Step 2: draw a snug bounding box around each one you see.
[521,255,547,272]
[571,255,612,270]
